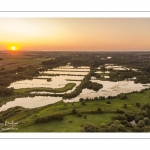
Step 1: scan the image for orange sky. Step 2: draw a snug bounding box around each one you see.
[0,18,150,51]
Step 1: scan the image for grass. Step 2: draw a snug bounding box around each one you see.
[2,88,150,132]
[17,113,114,132]
[14,83,76,94]
[0,57,51,71]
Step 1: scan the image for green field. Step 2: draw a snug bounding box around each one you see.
[1,89,150,132]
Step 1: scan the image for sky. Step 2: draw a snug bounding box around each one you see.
[0,18,150,51]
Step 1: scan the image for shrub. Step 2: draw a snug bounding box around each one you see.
[108,124,118,132]
[137,120,145,128]
[124,113,135,122]
[118,93,127,100]
[141,126,150,132]
[72,108,77,115]
[132,126,141,132]
[120,120,128,125]
[116,109,125,114]
[0,117,4,123]
[82,101,86,105]
[79,98,84,102]
[77,112,82,117]
[136,102,141,107]
[117,124,126,132]
[106,100,111,104]
[100,123,107,128]
[143,117,150,125]
[135,115,144,123]
[82,123,99,132]
[113,120,121,125]
[123,104,127,108]
[97,107,102,113]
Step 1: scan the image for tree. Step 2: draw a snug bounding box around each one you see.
[77,112,82,117]
[109,124,118,132]
[106,100,111,104]
[72,108,77,115]
[117,124,126,132]
[143,117,150,125]
[0,117,4,123]
[82,123,99,132]
[136,102,141,107]
[137,120,145,128]
[97,107,102,113]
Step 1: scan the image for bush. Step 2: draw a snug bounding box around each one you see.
[132,126,141,132]
[106,100,111,104]
[97,107,102,113]
[123,104,127,108]
[124,113,135,122]
[82,123,99,132]
[143,117,150,125]
[82,101,86,105]
[0,117,4,123]
[116,109,125,114]
[118,93,127,100]
[113,120,121,125]
[121,120,128,125]
[109,124,118,132]
[117,124,126,132]
[72,108,77,115]
[79,98,84,102]
[137,120,145,128]
[77,112,82,117]
[100,123,107,128]
[135,115,144,123]
[84,115,87,119]
[141,126,150,132]
[136,102,141,107]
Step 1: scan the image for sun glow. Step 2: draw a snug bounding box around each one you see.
[7,45,19,51]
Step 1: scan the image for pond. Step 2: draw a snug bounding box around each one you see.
[0,96,62,112]
[9,75,83,89]
[56,66,90,69]
[41,70,89,75]
[2,80,150,111]
[63,80,150,102]
[51,68,90,71]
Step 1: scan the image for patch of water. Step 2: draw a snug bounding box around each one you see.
[41,71,89,75]
[9,76,82,89]
[0,96,62,112]
[64,80,150,102]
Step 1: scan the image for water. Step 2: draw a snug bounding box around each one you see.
[0,96,62,112]
[51,68,90,71]
[54,65,90,69]
[64,80,150,102]
[42,71,89,75]
[3,79,150,110]
[9,76,83,89]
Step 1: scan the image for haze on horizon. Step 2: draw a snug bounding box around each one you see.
[0,18,150,51]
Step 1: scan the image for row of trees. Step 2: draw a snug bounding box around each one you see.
[35,114,63,124]
[0,87,14,96]
[0,66,39,87]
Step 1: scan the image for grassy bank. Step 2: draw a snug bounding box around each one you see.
[14,83,76,94]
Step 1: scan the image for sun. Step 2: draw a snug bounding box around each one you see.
[11,46,16,51]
